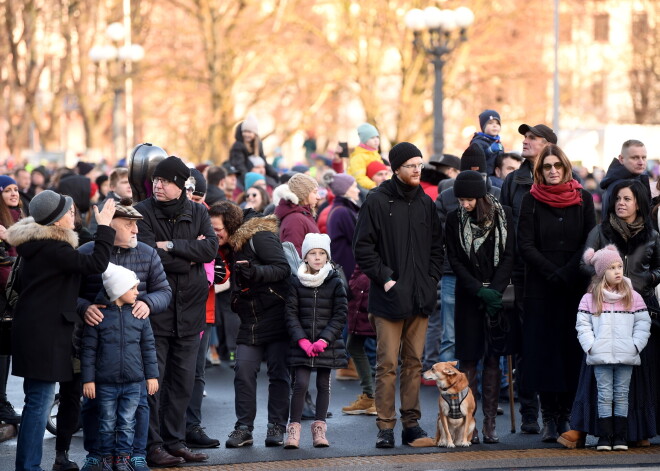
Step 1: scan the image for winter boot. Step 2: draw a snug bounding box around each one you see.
[0,399,21,424]
[481,365,500,444]
[557,429,586,449]
[336,358,359,381]
[461,361,479,444]
[596,417,613,451]
[52,450,79,471]
[311,420,329,447]
[541,405,558,442]
[342,393,375,415]
[612,416,628,451]
[284,422,301,449]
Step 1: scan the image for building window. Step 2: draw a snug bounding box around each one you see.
[594,13,609,42]
[591,75,605,107]
[632,12,648,39]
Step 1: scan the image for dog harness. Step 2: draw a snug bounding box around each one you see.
[440,387,470,419]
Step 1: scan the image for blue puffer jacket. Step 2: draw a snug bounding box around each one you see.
[76,242,172,317]
[80,302,159,384]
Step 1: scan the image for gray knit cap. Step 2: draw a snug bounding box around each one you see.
[29,190,73,226]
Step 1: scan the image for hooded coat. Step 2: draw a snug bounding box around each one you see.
[274,186,319,256]
[326,195,359,279]
[229,122,279,182]
[6,218,115,381]
[228,213,291,345]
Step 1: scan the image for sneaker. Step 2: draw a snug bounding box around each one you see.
[186,424,220,448]
[80,457,102,471]
[365,404,377,415]
[342,394,375,415]
[206,347,221,366]
[128,457,150,471]
[101,456,114,471]
[0,399,21,424]
[376,428,395,448]
[401,425,428,446]
[265,423,285,447]
[521,415,540,434]
[114,455,131,471]
[225,425,253,448]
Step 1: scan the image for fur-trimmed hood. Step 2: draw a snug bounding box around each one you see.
[274,184,299,205]
[6,217,78,249]
[229,214,279,252]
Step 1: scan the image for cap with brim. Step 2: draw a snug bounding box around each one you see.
[518,124,558,145]
[113,204,143,220]
[225,165,239,175]
[430,154,460,170]
[29,190,74,226]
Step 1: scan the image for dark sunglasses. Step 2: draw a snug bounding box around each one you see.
[542,162,563,171]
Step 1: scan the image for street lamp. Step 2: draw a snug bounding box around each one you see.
[405,6,474,158]
[89,22,144,160]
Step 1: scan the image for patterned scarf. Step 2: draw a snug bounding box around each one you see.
[458,194,508,267]
[609,213,645,241]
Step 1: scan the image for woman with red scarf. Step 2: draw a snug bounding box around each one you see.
[517,144,596,443]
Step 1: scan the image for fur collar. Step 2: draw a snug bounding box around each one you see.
[276,185,299,205]
[6,217,78,248]
[297,262,332,288]
[228,214,279,251]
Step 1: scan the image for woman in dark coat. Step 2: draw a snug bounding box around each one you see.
[7,191,115,471]
[560,179,660,448]
[218,202,292,448]
[228,116,278,183]
[517,144,596,442]
[446,171,515,445]
[325,172,361,279]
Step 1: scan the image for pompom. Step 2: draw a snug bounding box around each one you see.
[582,248,595,265]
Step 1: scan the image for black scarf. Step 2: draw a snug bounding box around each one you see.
[393,175,418,202]
[154,193,187,220]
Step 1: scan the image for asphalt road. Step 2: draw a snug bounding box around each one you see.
[1,360,659,470]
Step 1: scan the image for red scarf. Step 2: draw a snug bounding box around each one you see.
[529,179,583,208]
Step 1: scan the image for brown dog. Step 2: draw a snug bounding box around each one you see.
[410,361,476,448]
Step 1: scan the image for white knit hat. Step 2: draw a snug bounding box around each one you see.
[102,263,140,302]
[302,233,331,260]
[242,114,259,135]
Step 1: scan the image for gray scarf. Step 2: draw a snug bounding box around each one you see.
[458,194,508,267]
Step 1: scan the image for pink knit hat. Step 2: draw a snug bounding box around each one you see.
[583,244,623,278]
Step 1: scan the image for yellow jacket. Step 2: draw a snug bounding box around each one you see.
[347,145,381,190]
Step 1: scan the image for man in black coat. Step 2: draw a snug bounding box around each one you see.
[353,142,443,449]
[134,156,218,465]
[501,123,557,435]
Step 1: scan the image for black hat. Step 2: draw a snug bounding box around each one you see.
[429,153,460,170]
[389,142,422,171]
[518,124,557,144]
[460,143,487,172]
[224,164,239,175]
[152,156,190,190]
[189,168,207,196]
[479,110,501,132]
[76,161,94,176]
[454,170,486,199]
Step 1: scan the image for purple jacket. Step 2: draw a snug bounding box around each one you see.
[274,198,319,256]
[327,196,359,279]
[347,265,375,336]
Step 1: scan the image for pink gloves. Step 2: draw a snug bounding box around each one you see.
[311,339,327,354]
[298,339,316,357]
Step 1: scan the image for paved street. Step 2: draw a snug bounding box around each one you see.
[1,361,659,470]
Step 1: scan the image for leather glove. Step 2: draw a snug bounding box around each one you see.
[235,260,255,281]
[311,339,327,354]
[477,288,503,314]
[298,339,317,357]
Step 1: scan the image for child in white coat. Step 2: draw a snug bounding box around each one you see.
[577,245,651,451]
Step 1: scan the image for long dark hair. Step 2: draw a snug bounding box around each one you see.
[607,179,651,225]
[473,197,494,225]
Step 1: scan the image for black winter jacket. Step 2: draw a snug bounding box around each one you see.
[228,212,291,345]
[81,302,159,384]
[285,267,348,369]
[229,122,279,182]
[134,197,218,337]
[353,177,444,319]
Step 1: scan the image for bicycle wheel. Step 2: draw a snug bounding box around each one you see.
[46,394,60,436]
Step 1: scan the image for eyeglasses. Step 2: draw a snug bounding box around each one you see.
[542,162,563,171]
[152,177,173,187]
[400,163,424,170]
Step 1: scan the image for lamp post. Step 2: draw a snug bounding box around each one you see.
[89,21,144,160]
[405,6,474,158]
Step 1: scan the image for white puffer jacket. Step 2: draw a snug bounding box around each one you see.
[576,281,651,366]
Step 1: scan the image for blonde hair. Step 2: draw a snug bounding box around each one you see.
[588,271,633,316]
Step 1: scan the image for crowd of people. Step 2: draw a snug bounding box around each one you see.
[1,111,660,471]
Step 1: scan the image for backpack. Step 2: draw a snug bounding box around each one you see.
[249,238,301,276]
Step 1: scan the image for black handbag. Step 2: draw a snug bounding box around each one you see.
[0,256,22,356]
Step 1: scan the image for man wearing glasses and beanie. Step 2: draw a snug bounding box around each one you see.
[134,156,218,464]
[353,142,444,448]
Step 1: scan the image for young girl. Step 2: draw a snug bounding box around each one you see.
[284,233,347,449]
[577,245,651,451]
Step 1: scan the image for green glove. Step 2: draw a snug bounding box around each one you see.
[477,288,503,315]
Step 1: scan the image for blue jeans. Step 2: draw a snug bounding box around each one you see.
[97,382,142,455]
[16,378,56,471]
[423,281,443,370]
[594,364,633,418]
[439,274,456,362]
[82,383,149,458]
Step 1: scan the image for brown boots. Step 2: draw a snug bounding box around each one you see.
[557,429,586,449]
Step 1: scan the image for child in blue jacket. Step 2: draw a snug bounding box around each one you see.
[81,263,159,470]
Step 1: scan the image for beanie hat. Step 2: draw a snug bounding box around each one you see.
[366,161,389,180]
[460,143,487,172]
[244,172,265,190]
[0,175,17,191]
[102,263,140,302]
[189,168,207,196]
[357,123,379,144]
[248,156,266,167]
[287,173,318,204]
[453,170,487,199]
[583,244,623,278]
[327,173,355,197]
[302,233,331,260]
[76,161,94,176]
[291,164,310,174]
[152,156,190,190]
[241,114,259,135]
[479,109,501,132]
[29,190,73,226]
[389,142,422,172]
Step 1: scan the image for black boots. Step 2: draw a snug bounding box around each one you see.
[461,362,480,444]
[0,399,20,425]
[596,417,613,451]
[52,450,79,471]
[482,366,500,444]
[612,416,628,451]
